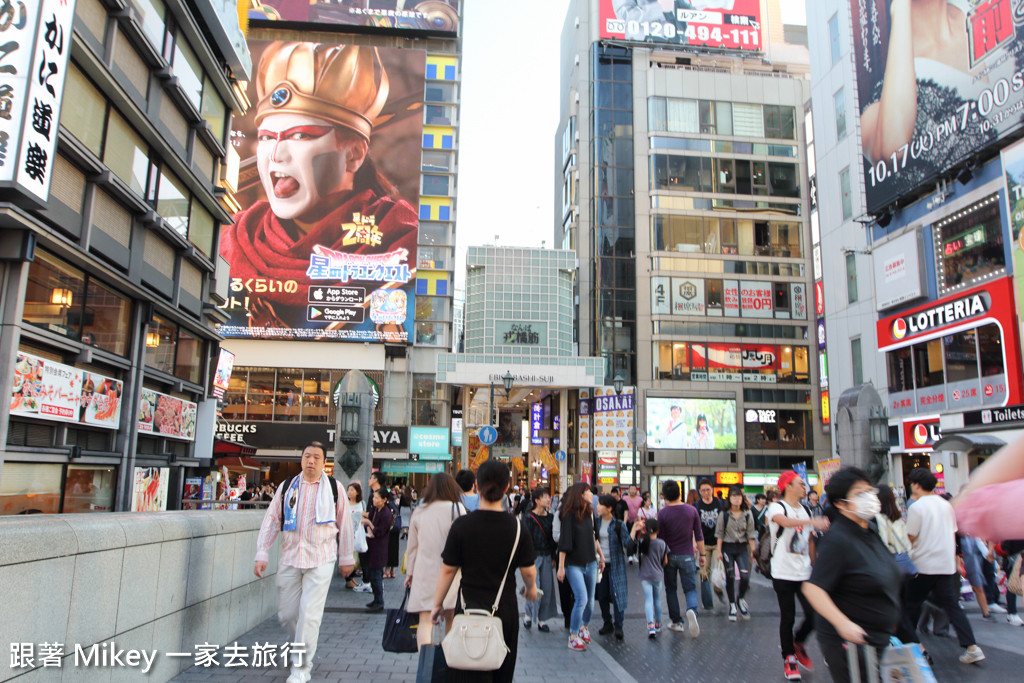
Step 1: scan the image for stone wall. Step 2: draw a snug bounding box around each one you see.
[0,511,279,681]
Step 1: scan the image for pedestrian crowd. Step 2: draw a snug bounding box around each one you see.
[252,437,1024,682]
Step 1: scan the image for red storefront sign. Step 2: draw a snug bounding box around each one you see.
[900,417,940,453]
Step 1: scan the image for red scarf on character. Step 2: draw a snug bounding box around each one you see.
[220,189,418,308]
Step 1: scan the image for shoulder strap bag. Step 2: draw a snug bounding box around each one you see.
[442,520,521,671]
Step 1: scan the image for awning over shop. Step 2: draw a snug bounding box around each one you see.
[931,434,1005,455]
[213,438,257,458]
[215,455,261,470]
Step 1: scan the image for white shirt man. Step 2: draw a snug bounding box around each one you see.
[255,443,355,683]
[902,468,983,665]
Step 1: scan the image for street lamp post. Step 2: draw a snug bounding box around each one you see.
[612,374,637,490]
[488,370,515,426]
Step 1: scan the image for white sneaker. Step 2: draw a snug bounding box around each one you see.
[286,670,311,683]
[353,583,373,593]
[989,603,1007,613]
[686,609,700,638]
[738,598,751,620]
[667,621,686,632]
[1007,614,1024,626]
[959,647,985,664]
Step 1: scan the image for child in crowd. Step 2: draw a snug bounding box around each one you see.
[632,518,668,639]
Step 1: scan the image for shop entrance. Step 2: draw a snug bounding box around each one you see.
[900,453,931,483]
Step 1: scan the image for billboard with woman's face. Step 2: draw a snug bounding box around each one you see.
[852,0,1024,214]
[646,397,737,450]
[218,41,424,343]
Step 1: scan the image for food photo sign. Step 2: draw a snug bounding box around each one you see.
[10,352,123,429]
[137,389,198,441]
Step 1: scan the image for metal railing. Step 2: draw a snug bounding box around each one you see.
[180,499,272,510]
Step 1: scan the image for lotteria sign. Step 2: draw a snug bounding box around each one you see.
[900,418,940,453]
[877,280,1009,350]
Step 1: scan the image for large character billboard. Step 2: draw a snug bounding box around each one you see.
[853,0,1024,214]
[249,0,459,34]
[598,0,763,51]
[219,41,424,343]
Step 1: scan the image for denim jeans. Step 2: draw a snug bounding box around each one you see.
[641,580,663,626]
[364,568,384,606]
[663,553,698,624]
[565,561,597,634]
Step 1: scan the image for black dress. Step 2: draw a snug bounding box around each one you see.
[441,510,536,683]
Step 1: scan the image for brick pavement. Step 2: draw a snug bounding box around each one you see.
[173,557,1024,683]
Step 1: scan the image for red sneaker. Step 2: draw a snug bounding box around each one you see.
[784,655,801,681]
[568,634,587,652]
[579,625,591,643]
[793,642,814,671]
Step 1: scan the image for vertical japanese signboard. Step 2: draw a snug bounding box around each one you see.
[0,0,77,203]
[1002,139,1024,348]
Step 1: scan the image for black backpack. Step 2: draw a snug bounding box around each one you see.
[754,503,788,579]
[279,475,339,530]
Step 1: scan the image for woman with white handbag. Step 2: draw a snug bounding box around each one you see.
[431,460,538,682]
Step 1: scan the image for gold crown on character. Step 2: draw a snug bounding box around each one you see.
[255,41,390,141]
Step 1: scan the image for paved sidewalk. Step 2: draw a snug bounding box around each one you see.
[172,570,633,682]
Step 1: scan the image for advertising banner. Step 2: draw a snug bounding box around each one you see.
[598,0,763,51]
[900,417,941,453]
[852,0,1024,213]
[873,231,925,311]
[131,467,169,512]
[1002,138,1024,341]
[652,276,671,315]
[493,410,523,459]
[530,403,543,446]
[211,348,235,400]
[790,283,807,320]
[249,0,459,35]
[692,343,742,382]
[10,352,123,429]
[138,390,197,441]
[219,40,424,343]
[724,279,740,317]
[646,397,737,450]
[740,282,773,318]
[589,386,635,452]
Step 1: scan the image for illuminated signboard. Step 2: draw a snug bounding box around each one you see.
[715,471,743,486]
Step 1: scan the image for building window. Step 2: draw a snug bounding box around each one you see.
[934,195,1004,294]
[416,321,448,346]
[105,111,150,196]
[172,37,203,111]
[200,77,227,142]
[0,463,64,514]
[851,337,863,386]
[425,82,456,103]
[23,250,132,356]
[763,105,796,140]
[62,65,107,156]
[145,316,177,374]
[189,203,215,258]
[63,465,118,513]
[129,0,166,53]
[846,252,858,303]
[944,329,979,383]
[840,167,853,220]
[828,13,841,65]
[834,88,847,139]
[913,338,945,388]
[157,168,190,238]
[422,174,450,196]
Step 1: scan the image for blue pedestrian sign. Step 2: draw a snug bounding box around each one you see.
[554,450,567,462]
[478,426,498,445]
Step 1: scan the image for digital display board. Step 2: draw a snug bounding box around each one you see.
[218,41,424,343]
[646,397,737,450]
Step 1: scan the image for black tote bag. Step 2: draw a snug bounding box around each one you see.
[416,623,448,683]
[382,588,419,653]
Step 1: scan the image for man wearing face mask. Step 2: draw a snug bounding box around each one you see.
[801,468,902,683]
[221,41,417,340]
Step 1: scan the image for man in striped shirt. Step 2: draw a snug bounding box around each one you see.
[255,442,355,683]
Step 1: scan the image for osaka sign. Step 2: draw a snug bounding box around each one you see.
[852,0,1024,213]
[218,41,425,343]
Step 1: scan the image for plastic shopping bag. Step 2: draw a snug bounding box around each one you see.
[879,637,938,683]
[711,557,726,593]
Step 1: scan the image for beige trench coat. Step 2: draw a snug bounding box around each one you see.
[405,500,465,613]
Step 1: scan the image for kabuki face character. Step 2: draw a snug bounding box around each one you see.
[256,113,368,221]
